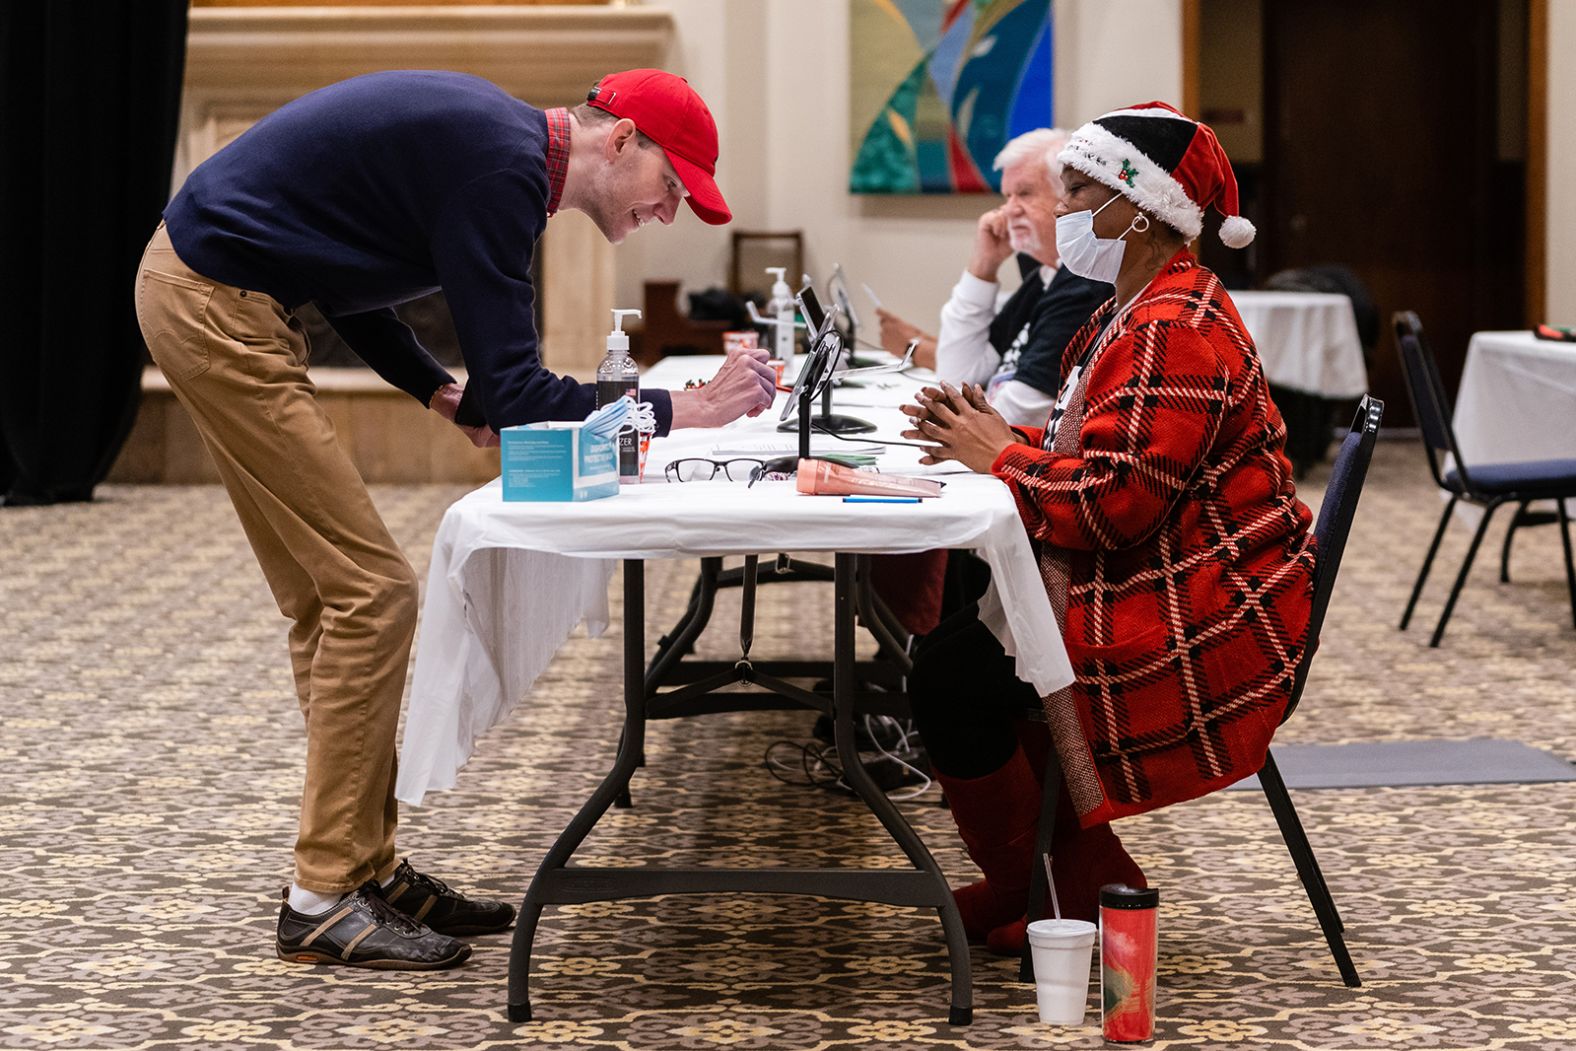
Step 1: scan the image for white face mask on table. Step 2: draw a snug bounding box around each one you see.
[1055,193,1149,284]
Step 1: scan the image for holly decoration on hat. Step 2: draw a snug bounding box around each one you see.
[1118,159,1139,186]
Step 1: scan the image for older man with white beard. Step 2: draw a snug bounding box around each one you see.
[876,128,1110,426]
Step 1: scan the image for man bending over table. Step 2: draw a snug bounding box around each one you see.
[134,69,774,970]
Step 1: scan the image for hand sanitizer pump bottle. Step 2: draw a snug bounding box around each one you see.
[766,267,797,375]
[596,309,642,482]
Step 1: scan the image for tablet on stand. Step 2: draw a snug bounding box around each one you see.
[777,285,877,438]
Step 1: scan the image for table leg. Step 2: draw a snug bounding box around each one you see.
[508,559,647,1024]
[624,558,724,808]
[510,556,972,1026]
[646,557,723,685]
[831,554,973,1025]
[853,556,913,674]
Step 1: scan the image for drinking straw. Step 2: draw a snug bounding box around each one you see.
[1042,852,1062,921]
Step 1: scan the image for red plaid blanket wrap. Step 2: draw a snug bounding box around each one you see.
[991,251,1316,825]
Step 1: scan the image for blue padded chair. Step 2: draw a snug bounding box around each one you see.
[1392,312,1576,646]
[1020,397,1384,989]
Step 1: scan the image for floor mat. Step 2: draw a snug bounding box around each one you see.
[1231,737,1576,790]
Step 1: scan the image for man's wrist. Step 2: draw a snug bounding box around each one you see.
[966,254,1006,282]
[667,388,712,430]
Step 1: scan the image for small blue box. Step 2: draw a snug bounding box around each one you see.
[500,422,619,502]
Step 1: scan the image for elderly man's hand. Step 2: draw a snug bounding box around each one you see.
[875,309,930,357]
[429,382,500,448]
[669,347,776,429]
[900,381,1018,472]
[967,206,1013,281]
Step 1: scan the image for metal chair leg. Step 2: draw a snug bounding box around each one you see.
[1258,752,1360,987]
[1430,498,1503,647]
[1401,496,1457,629]
[1558,499,1576,630]
[1499,500,1530,583]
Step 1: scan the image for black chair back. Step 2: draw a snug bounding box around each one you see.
[1266,264,1380,361]
[1392,311,1474,493]
[1284,395,1383,722]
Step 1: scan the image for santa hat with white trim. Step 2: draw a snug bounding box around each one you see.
[1057,101,1255,248]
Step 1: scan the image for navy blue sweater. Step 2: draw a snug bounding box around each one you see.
[164,71,672,433]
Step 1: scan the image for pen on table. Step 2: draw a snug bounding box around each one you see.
[842,495,921,504]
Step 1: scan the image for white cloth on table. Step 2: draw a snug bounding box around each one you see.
[1454,331,1576,464]
[1449,330,1576,521]
[1230,290,1368,399]
[396,357,1074,804]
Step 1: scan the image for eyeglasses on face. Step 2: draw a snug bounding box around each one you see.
[663,457,768,483]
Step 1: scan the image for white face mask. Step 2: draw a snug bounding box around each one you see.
[1055,192,1148,284]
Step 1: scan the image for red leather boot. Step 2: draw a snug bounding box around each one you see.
[933,748,1042,943]
[984,777,1146,956]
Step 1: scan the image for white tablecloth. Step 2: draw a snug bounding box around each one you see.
[1231,290,1368,399]
[1453,331,1576,464]
[396,357,1073,804]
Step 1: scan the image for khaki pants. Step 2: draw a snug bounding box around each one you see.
[134,223,416,892]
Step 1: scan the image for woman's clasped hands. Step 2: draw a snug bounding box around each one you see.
[899,381,1023,473]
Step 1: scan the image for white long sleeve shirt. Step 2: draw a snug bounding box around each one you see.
[933,266,1058,427]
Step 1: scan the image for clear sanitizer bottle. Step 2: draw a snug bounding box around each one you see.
[766,266,797,376]
[595,308,642,483]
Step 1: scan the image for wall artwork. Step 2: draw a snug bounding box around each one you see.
[850,0,1052,194]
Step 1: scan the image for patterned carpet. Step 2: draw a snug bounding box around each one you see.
[1,439,1573,1051]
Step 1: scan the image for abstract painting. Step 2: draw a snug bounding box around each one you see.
[850,0,1053,194]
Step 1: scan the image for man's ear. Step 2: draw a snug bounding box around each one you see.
[604,118,639,162]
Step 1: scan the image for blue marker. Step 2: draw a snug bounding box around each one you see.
[842,495,922,504]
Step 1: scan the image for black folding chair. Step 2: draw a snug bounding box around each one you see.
[1392,312,1576,646]
[1020,396,1383,988]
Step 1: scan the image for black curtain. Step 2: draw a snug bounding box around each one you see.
[0,1,188,506]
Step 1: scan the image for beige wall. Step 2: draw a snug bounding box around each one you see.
[611,0,1182,335]
[1549,1,1576,322]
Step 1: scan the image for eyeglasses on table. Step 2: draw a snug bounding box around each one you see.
[664,457,772,483]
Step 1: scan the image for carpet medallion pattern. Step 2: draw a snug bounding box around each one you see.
[0,442,1572,1049]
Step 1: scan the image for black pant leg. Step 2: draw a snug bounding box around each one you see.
[908,602,1039,778]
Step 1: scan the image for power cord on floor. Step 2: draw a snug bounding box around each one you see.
[762,714,932,801]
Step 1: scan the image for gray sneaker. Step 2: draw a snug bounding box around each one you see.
[275,881,471,970]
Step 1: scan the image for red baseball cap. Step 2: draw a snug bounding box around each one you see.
[585,68,731,225]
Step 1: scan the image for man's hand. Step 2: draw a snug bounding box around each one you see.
[899,381,1020,472]
[429,382,500,448]
[967,206,1013,282]
[669,347,776,429]
[875,309,930,356]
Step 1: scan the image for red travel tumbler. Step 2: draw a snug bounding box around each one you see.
[1100,883,1159,1042]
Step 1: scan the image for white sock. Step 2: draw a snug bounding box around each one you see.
[379,869,399,889]
[288,884,345,915]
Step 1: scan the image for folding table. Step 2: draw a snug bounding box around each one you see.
[396,358,1073,1023]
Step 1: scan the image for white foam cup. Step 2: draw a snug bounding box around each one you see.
[1026,918,1097,1025]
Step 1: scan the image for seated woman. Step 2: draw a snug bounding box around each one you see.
[899,102,1316,955]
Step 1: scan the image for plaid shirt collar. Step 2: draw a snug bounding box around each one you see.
[544,107,570,216]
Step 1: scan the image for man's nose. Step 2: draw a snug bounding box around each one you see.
[658,193,679,224]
